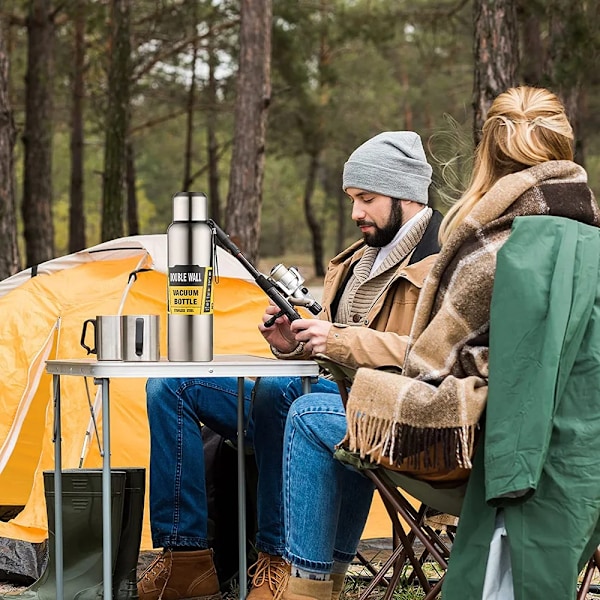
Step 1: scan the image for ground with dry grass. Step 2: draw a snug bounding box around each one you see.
[2,541,599,599]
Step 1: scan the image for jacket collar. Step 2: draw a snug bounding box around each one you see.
[330,209,442,271]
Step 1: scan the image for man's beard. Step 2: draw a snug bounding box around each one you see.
[359,200,403,247]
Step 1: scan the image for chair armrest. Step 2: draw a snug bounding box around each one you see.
[333,447,378,471]
[314,353,357,384]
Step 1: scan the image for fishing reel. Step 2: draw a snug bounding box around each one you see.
[208,218,322,327]
[268,263,322,316]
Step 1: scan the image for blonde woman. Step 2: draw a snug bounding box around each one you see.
[340,86,600,599]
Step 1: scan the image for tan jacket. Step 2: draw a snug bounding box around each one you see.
[319,243,437,370]
[278,210,442,368]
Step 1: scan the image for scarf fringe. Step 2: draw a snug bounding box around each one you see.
[344,407,476,470]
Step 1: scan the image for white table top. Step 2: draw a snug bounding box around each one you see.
[46,355,320,378]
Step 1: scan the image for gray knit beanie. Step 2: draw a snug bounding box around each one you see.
[342,131,432,204]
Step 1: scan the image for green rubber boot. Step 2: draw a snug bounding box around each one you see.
[0,469,126,600]
[112,468,146,600]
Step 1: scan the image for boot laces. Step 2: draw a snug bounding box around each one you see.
[248,554,290,600]
[138,549,173,600]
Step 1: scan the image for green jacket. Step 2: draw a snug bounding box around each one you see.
[443,216,600,599]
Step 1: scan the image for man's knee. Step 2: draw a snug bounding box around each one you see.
[290,393,344,418]
[146,377,179,414]
[288,394,346,441]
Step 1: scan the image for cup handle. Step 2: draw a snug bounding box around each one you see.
[135,318,144,356]
[80,319,97,355]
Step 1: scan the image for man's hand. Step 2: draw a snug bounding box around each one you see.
[290,318,332,356]
[259,304,332,355]
[258,304,298,353]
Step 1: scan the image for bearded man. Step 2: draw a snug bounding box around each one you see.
[139,131,442,600]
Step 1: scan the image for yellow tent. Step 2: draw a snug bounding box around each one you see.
[0,234,391,578]
[0,235,271,547]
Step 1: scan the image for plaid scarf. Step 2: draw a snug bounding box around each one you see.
[342,160,600,471]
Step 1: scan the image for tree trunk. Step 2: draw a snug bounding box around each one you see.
[402,67,413,131]
[335,189,346,256]
[207,16,221,224]
[182,34,198,191]
[519,1,544,85]
[69,1,86,253]
[207,121,220,225]
[547,0,586,166]
[225,0,272,264]
[322,165,347,256]
[299,0,329,279]
[304,152,325,278]
[558,85,584,166]
[0,19,20,278]
[125,140,138,235]
[472,0,519,144]
[23,0,55,267]
[101,0,131,242]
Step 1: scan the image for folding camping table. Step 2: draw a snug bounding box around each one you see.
[46,356,319,600]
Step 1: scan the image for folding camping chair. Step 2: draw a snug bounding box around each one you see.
[315,355,466,600]
[318,352,600,600]
[339,456,600,600]
[333,446,465,600]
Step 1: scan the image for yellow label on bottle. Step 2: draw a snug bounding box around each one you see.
[168,265,213,315]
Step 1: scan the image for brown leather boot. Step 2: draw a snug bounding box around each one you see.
[137,548,222,600]
[330,573,346,600]
[247,553,291,600]
[282,577,334,600]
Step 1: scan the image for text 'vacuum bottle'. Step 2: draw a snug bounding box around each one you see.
[167,191,214,361]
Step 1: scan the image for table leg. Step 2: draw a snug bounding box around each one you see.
[237,377,247,599]
[97,377,113,600]
[302,376,315,395]
[233,375,314,599]
[52,374,63,600]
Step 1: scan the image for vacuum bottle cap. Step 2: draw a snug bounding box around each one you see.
[172,192,208,222]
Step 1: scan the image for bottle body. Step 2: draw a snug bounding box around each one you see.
[167,192,214,362]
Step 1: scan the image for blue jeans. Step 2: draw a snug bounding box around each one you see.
[252,376,340,555]
[146,376,255,549]
[283,393,375,572]
[145,375,339,551]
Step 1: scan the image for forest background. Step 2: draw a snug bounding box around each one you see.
[0,0,599,282]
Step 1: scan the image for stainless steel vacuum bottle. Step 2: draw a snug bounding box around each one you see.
[167,192,214,361]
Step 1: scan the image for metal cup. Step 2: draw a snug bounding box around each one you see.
[121,315,160,362]
[80,316,123,361]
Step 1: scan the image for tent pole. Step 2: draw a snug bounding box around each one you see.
[52,374,64,600]
[237,377,247,600]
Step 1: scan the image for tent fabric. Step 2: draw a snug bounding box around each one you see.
[0,234,254,298]
[0,235,270,553]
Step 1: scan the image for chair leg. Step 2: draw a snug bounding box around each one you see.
[368,470,450,567]
[355,527,406,599]
[355,550,386,581]
[357,470,452,600]
[423,577,445,600]
[577,546,600,600]
[356,499,428,600]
